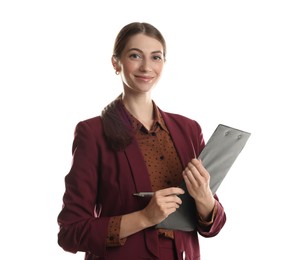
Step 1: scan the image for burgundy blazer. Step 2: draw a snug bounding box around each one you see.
[57,108,226,260]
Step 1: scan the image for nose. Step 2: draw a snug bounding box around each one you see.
[139,59,152,72]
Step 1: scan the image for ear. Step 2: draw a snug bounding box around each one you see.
[111,55,120,73]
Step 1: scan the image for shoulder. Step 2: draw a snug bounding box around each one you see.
[159,109,202,130]
[74,116,103,136]
[80,115,102,126]
[159,108,205,155]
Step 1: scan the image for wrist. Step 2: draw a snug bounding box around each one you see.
[195,197,215,221]
[138,209,154,229]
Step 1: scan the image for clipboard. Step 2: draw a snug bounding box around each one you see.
[156,124,251,231]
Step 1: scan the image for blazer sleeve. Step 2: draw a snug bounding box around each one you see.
[196,195,226,237]
[57,120,109,257]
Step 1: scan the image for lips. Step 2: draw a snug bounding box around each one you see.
[135,75,154,82]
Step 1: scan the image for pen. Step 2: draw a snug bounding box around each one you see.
[133,192,182,197]
[133,192,154,197]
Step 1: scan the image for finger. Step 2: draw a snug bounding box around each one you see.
[183,168,199,188]
[157,187,185,197]
[186,163,203,183]
[164,195,183,205]
[166,202,181,210]
[191,159,210,178]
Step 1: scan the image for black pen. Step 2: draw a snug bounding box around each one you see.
[133,192,154,197]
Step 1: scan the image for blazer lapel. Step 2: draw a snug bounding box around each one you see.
[124,141,160,259]
[161,112,194,168]
[124,139,153,193]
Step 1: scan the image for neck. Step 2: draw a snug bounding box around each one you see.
[121,93,154,129]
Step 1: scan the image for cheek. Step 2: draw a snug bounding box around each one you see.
[122,62,138,74]
[154,63,164,74]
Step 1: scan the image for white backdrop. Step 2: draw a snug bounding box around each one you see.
[1,1,293,259]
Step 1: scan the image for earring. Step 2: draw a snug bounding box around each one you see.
[115,70,119,75]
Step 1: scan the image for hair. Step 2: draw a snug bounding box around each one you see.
[101,22,166,151]
[113,22,166,61]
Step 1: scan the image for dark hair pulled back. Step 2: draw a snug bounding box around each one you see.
[101,22,166,151]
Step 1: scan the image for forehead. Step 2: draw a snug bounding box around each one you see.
[124,33,164,53]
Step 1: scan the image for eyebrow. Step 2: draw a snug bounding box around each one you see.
[127,48,163,55]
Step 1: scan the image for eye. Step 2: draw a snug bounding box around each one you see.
[129,53,142,59]
[152,55,163,61]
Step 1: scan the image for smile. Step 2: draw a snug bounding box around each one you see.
[135,75,154,82]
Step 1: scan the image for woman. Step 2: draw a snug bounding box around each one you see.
[57,22,226,260]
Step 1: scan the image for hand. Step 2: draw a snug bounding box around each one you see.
[141,187,185,226]
[182,158,215,220]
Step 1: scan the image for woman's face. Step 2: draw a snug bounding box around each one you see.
[115,33,165,95]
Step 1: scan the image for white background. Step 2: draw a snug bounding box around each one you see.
[1,1,293,259]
